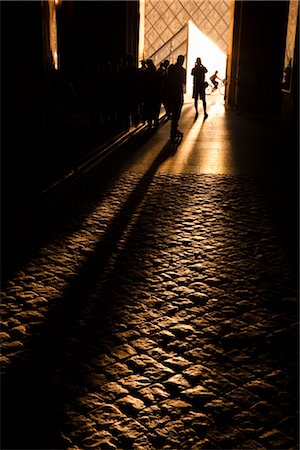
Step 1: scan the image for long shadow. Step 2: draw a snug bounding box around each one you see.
[1,137,179,449]
[1,128,159,285]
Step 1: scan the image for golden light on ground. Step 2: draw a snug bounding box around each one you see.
[195,98,233,174]
[158,96,232,175]
[158,117,205,174]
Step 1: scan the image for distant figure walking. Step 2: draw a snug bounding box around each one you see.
[191,57,208,119]
[167,55,186,142]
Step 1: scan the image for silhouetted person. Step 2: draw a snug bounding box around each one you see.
[163,60,171,117]
[191,57,208,119]
[138,59,147,124]
[138,60,148,124]
[121,54,139,130]
[159,60,171,119]
[163,60,170,71]
[210,70,221,89]
[167,55,186,141]
[157,62,166,120]
[157,61,165,77]
[144,59,161,129]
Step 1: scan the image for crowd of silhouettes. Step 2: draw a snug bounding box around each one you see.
[46,54,177,140]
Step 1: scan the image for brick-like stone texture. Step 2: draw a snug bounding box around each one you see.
[1,171,298,449]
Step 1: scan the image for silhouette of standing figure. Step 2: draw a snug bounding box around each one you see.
[192,57,208,119]
[144,59,161,129]
[160,60,171,119]
[122,54,139,130]
[167,55,186,142]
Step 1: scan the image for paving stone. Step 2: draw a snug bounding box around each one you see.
[0,332,11,341]
[97,381,130,402]
[138,383,170,403]
[244,379,276,398]
[165,338,196,352]
[160,399,192,413]
[155,329,176,342]
[137,405,170,430]
[181,362,205,375]
[153,418,193,447]
[259,428,295,449]
[131,338,157,351]
[118,374,151,391]
[1,340,24,352]
[1,154,298,449]
[115,329,141,342]
[181,385,216,403]
[165,374,190,391]
[74,394,108,413]
[9,325,28,338]
[116,395,146,415]
[143,362,175,381]
[109,344,136,360]
[87,405,127,430]
[103,362,133,380]
[90,354,116,368]
[14,310,45,322]
[0,355,11,371]
[164,356,191,369]
[83,373,107,389]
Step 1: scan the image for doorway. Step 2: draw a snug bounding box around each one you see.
[140,0,233,95]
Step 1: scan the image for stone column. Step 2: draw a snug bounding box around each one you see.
[228,0,289,117]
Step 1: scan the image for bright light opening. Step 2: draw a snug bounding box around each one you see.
[186,20,226,96]
[49,0,59,70]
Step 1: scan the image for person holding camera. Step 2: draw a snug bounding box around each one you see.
[191,57,208,119]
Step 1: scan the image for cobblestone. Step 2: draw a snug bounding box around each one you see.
[1,163,298,449]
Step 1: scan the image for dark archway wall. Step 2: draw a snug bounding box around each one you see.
[58,1,139,79]
[1,1,45,158]
[228,1,289,117]
[1,1,139,204]
[1,0,139,133]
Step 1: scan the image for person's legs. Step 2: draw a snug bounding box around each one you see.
[170,99,181,140]
[171,109,179,139]
[194,91,198,112]
[201,89,208,119]
[177,99,183,133]
[203,100,208,119]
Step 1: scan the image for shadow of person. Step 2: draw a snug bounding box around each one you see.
[1,138,178,449]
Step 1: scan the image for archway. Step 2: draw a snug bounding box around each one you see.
[139,0,232,95]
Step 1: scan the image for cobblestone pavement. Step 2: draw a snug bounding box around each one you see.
[1,101,299,449]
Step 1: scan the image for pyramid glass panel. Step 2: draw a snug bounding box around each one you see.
[144,0,231,59]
